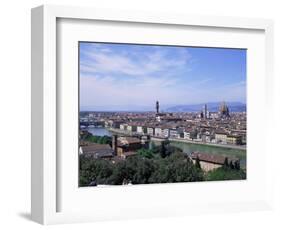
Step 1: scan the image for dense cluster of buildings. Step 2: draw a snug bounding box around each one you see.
[79,101,246,173]
[80,101,246,146]
[79,133,148,160]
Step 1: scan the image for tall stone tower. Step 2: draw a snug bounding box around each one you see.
[156,101,159,114]
[112,135,118,155]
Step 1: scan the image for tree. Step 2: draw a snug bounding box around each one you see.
[79,155,114,186]
[131,158,154,184]
[195,156,201,169]
[149,152,204,183]
[234,161,240,170]
[108,161,131,185]
[84,134,112,144]
[206,167,246,181]
[229,161,235,169]
[159,140,171,158]
[137,148,154,159]
[95,160,113,184]
[150,144,157,153]
[160,141,167,158]
[223,157,229,169]
[80,150,205,186]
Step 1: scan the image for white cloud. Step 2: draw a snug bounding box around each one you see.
[79,44,246,109]
[80,73,193,108]
[80,44,191,77]
[80,73,246,109]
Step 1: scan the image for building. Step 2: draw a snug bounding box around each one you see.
[120,124,127,130]
[219,101,230,118]
[112,120,124,129]
[232,130,246,144]
[112,136,142,157]
[209,112,219,119]
[201,134,211,143]
[215,131,228,144]
[79,144,114,159]
[183,129,192,140]
[104,120,113,128]
[156,100,159,114]
[161,126,170,138]
[169,128,179,138]
[162,117,182,122]
[154,100,170,122]
[127,123,137,132]
[226,134,242,145]
[201,104,209,119]
[184,127,197,140]
[136,124,147,134]
[196,132,202,142]
[153,126,170,138]
[169,127,183,139]
[147,126,155,136]
[190,152,239,172]
[200,129,212,143]
[154,127,162,137]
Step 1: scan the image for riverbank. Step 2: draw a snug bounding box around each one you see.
[169,140,246,168]
[86,126,246,167]
[168,138,246,150]
[108,127,246,151]
[108,127,137,136]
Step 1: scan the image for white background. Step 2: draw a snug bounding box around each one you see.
[58,18,267,216]
[0,0,280,229]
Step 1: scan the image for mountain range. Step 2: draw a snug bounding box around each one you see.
[81,102,246,112]
[165,102,246,112]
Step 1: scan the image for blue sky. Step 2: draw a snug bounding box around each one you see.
[79,42,246,111]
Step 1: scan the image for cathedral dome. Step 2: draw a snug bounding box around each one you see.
[219,102,230,117]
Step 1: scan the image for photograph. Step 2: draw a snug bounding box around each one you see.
[78,42,247,187]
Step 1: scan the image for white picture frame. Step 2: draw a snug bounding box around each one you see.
[31,5,274,225]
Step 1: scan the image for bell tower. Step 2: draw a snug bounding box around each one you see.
[156,101,159,114]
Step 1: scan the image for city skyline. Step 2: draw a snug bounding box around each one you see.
[80,42,246,111]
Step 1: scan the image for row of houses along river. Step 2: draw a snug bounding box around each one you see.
[86,126,246,168]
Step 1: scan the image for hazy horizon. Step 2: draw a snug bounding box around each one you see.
[80,101,246,112]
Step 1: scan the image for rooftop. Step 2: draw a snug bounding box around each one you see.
[118,137,141,146]
[80,144,114,158]
[190,152,239,165]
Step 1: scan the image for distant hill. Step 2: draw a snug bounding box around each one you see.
[165,102,246,112]
[80,105,154,112]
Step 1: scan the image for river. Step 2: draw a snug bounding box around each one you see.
[170,141,246,167]
[86,127,112,137]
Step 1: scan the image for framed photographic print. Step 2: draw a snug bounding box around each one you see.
[31,5,274,225]
[78,42,247,186]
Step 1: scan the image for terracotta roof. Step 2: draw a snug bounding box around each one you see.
[81,144,114,158]
[117,137,141,146]
[191,152,238,165]
[184,128,193,132]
